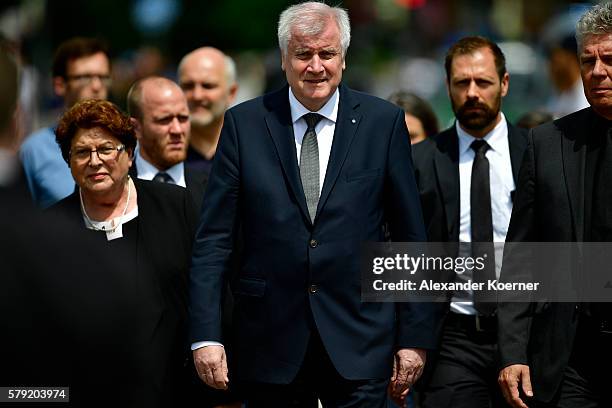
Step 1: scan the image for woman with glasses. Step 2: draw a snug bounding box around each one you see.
[50,99,199,406]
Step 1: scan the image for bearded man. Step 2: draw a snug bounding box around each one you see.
[411,36,528,408]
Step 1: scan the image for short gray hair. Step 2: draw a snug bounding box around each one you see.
[278,2,351,58]
[576,3,612,50]
[224,55,237,86]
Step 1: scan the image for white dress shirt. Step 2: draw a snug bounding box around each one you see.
[191,88,340,351]
[451,113,515,315]
[547,78,589,119]
[134,148,187,188]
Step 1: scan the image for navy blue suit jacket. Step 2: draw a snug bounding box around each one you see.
[190,85,438,384]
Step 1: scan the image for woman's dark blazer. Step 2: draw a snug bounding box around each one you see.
[49,178,198,406]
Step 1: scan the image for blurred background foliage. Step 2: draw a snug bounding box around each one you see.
[0,0,599,133]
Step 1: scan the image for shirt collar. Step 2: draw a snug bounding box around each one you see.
[288,87,339,124]
[135,148,185,185]
[457,112,507,155]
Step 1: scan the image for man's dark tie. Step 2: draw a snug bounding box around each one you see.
[152,172,174,184]
[470,139,496,315]
[300,113,323,222]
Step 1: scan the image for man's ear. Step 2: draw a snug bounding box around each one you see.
[280,51,286,71]
[228,83,238,104]
[130,117,142,140]
[53,76,66,98]
[500,72,510,98]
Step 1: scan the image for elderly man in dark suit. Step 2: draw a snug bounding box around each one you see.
[189,2,438,406]
[412,36,527,408]
[498,3,612,408]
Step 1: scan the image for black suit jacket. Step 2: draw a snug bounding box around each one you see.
[49,179,198,405]
[190,85,439,384]
[497,107,599,403]
[130,162,208,210]
[412,121,528,243]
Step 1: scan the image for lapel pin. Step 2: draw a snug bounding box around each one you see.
[351,118,356,124]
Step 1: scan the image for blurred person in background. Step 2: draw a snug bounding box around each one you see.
[178,47,238,176]
[177,51,243,407]
[388,90,439,145]
[0,45,22,188]
[515,110,554,129]
[128,76,239,408]
[127,76,207,210]
[546,34,589,118]
[412,36,528,408]
[50,99,198,407]
[19,37,111,208]
[0,33,39,138]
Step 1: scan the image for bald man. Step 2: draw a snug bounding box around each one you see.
[127,76,207,209]
[178,47,238,175]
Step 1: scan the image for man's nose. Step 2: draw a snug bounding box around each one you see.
[466,80,479,99]
[308,55,324,73]
[169,117,183,134]
[90,76,104,92]
[192,84,206,101]
[593,58,608,77]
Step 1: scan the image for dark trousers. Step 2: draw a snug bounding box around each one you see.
[241,330,389,408]
[419,313,506,408]
[534,315,612,408]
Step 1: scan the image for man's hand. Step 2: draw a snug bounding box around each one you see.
[193,345,229,390]
[388,348,426,406]
[498,364,533,408]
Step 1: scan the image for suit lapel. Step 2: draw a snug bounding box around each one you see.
[434,128,460,240]
[508,124,528,184]
[264,88,311,224]
[561,112,588,242]
[317,86,361,219]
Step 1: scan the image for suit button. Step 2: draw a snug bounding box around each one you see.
[309,284,318,294]
[309,239,318,248]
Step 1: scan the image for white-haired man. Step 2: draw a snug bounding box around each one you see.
[188,2,438,406]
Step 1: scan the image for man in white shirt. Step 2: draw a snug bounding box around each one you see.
[412,36,528,408]
[127,76,206,209]
[546,34,590,119]
[188,2,437,406]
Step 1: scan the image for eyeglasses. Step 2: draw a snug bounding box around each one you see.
[65,74,112,87]
[70,144,126,163]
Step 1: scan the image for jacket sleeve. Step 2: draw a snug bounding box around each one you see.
[385,108,443,350]
[497,129,538,368]
[189,110,241,343]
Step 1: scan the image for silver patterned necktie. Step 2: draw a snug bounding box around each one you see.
[300,113,323,222]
